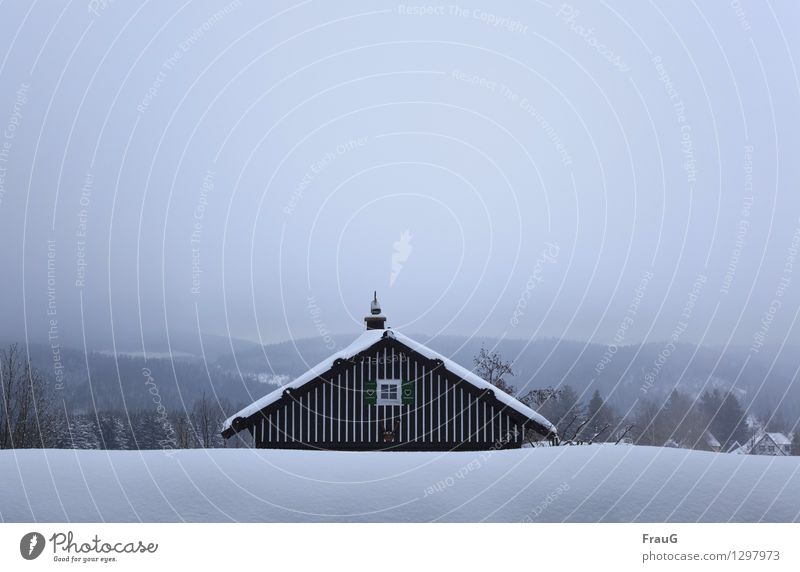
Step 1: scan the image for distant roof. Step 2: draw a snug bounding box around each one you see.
[223,329,556,435]
[766,432,791,446]
[726,441,745,454]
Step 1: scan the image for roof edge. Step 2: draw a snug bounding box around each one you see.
[222,329,556,438]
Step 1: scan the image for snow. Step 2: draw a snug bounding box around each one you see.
[223,328,555,434]
[2,445,799,522]
[222,329,386,430]
[390,331,555,433]
[733,432,794,455]
[767,432,792,446]
[728,441,745,454]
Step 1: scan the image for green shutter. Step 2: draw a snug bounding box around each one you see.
[364,380,377,405]
[402,380,414,405]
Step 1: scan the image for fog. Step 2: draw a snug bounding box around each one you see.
[1,0,799,353]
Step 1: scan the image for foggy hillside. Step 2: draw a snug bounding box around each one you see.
[223,334,800,420]
[17,332,798,421]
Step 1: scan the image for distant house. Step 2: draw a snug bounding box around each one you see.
[221,294,556,450]
[752,432,792,456]
[727,440,744,454]
[729,432,792,456]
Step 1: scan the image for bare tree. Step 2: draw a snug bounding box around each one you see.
[615,424,635,445]
[520,387,561,408]
[191,392,212,447]
[585,424,611,444]
[558,415,590,445]
[473,346,515,395]
[173,413,193,449]
[191,392,227,448]
[0,343,58,449]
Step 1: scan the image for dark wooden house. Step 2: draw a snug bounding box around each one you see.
[222,295,555,450]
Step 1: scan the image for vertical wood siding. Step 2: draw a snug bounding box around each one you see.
[254,340,526,450]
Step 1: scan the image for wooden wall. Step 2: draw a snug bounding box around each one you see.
[248,338,528,451]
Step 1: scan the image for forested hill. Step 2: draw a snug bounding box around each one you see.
[220,334,800,421]
[9,333,800,422]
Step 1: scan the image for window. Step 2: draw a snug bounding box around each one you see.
[377,379,401,405]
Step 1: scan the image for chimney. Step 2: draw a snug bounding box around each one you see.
[364,291,386,330]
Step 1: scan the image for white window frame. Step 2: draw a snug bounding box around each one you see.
[377,379,402,405]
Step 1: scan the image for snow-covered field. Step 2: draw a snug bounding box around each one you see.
[2,445,799,522]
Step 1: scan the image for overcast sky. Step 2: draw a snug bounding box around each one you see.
[1,0,799,353]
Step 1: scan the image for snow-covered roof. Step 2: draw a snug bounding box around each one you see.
[726,440,744,454]
[390,330,555,433]
[766,432,791,446]
[223,329,385,431]
[223,328,555,435]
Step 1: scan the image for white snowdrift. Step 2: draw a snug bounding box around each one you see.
[1,445,798,522]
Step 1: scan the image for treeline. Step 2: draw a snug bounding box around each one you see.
[55,396,251,450]
[520,385,761,451]
[1,344,250,450]
[6,342,800,452]
[475,347,800,452]
[21,341,267,413]
[8,400,252,451]
[0,344,58,448]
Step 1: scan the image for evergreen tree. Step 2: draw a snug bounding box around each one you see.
[583,390,615,442]
[538,385,585,441]
[130,410,177,450]
[663,389,707,449]
[96,412,133,450]
[703,391,748,449]
[720,392,749,447]
[57,414,101,449]
[587,390,603,418]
